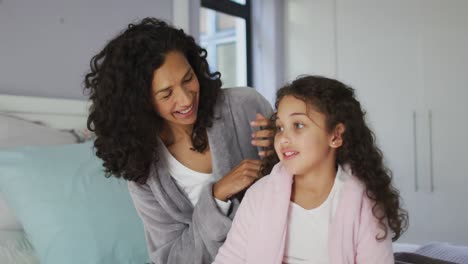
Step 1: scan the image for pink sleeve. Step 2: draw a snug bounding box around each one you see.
[213,188,256,264]
[355,196,394,264]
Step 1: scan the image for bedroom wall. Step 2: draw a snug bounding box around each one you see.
[284,0,337,81]
[0,0,172,99]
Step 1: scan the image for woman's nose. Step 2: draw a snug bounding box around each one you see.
[175,86,191,106]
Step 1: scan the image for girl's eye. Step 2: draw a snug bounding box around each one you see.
[294,123,304,129]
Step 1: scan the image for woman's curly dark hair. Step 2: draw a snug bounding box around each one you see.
[262,75,408,241]
[84,17,222,184]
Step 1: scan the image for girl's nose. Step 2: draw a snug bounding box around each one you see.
[277,131,290,145]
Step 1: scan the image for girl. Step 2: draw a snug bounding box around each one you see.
[213,75,408,264]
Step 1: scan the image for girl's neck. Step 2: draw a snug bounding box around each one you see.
[291,158,337,209]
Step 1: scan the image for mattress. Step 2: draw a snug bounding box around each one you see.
[394,242,421,253]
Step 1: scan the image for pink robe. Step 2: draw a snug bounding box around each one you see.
[213,163,394,264]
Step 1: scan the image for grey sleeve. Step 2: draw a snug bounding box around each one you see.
[225,88,274,157]
[128,181,239,264]
[193,183,239,256]
[254,89,275,119]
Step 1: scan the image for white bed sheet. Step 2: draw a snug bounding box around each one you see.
[0,230,39,264]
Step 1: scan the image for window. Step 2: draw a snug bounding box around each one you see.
[200,0,251,88]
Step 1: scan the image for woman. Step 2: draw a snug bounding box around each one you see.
[84,17,273,263]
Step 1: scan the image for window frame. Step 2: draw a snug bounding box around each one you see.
[201,0,253,86]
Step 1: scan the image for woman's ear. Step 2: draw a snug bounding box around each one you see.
[329,123,345,148]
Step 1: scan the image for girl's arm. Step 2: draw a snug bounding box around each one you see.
[356,196,394,264]
[213,186,257,264]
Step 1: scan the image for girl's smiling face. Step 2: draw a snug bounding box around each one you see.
[274,95,337,176]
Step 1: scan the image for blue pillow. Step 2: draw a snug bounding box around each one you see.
[0,142,149,264]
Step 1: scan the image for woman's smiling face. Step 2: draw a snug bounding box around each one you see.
[152,51,200,130]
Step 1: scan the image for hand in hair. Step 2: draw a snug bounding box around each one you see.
[250,113,275,157]
[213,159,262,201]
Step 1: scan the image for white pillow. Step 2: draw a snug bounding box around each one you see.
[0,114,77,150]
[0,114,77,230]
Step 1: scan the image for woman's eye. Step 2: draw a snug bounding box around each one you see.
[162,91,172,99]
[294,123,304,129]
[275,126,284,132]
[183,74,193,83]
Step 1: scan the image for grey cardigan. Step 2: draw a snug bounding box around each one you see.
[128,88,273,264]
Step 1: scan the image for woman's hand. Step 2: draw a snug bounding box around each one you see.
[250,113,275,157]
[213,159,262,201]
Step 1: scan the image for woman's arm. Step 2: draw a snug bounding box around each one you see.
[128,181,237,264]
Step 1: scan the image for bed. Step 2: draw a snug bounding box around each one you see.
[0,94,149,264]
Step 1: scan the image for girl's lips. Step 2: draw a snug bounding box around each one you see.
[282,150,299,160]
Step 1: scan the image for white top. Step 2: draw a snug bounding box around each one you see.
[282,166,346,264]
[160,143,231,215]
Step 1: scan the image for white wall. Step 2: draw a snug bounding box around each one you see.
[284,0,337,81]
[252,0,285,105]
[0,0,280,103]
[172,0,200,40]
[0,0,172,99]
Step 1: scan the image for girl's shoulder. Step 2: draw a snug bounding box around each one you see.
[338,165,384,223]
[339,164,366,198]
[247,174,271,194]
[245,162,293,200]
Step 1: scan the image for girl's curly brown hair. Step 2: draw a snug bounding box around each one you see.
[84,17,222,184]
[262,75,408,241]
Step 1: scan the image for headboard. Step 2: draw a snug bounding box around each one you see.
[0,94,89,130]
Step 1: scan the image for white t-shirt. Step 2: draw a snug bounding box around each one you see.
[160,143,231,215]
[282,166,346,264]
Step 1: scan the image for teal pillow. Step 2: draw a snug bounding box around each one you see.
[0,142,149,264]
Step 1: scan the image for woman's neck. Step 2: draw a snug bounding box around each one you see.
[160,123,193,146]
